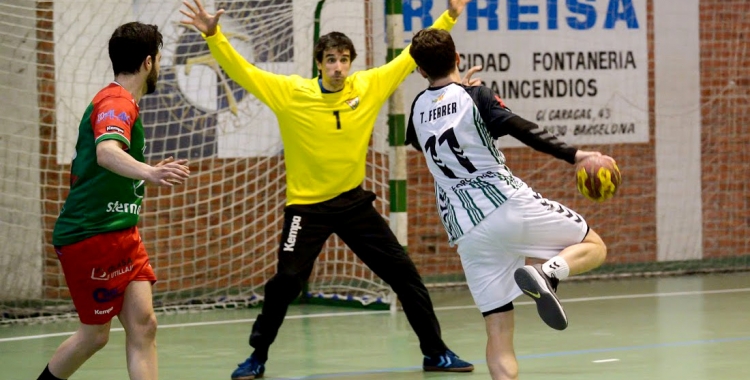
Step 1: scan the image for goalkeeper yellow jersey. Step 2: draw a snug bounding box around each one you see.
[204,12,456,205]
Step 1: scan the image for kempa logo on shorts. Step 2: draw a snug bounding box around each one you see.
[94,306,114,315]
[283,215,302,252]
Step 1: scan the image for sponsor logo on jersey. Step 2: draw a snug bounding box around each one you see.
[106,201,142,215]
[106,125,125,134]
[345,96,359,110]
[97,109,132,125]
[92,287,120,303]
[91,258,134,281]
[450,170,520,191]
[493,94,508,109]
[133,179,145,199]
[283,215,302,252]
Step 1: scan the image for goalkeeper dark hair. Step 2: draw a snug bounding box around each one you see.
[314,31,357,66]
[109,22,163,76]
[409,28,456,79]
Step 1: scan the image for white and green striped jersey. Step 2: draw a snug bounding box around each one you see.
[406,83,577,243]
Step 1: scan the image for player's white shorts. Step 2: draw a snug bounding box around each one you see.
[455,185,589,313]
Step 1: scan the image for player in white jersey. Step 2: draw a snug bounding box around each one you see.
[406,28,609,380]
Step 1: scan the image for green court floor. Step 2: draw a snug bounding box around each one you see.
[3,273,750,379]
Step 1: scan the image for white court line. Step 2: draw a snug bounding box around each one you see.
[592,359,620,363]
[429,287,750,311]
[2,287,749,344]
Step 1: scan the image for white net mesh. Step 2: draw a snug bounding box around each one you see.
[0,0,391,323]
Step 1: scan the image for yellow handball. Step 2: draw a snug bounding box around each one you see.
[575,156,622,202]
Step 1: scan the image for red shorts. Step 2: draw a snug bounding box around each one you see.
[55,226,156,325]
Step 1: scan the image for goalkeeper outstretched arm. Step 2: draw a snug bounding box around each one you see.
[364,9,459,102]
[362,0,473,102]
[181,0,292,112]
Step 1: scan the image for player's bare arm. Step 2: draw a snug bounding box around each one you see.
[96,140,190,187]
[180,0,225,37]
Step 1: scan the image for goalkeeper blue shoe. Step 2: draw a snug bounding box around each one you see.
[231,355,265,380]
[423,350,475,372]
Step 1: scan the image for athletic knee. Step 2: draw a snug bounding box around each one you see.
[82,327,111,352]
[585,229,608,261]
[128,311,158,343]
[140,312,158,341]
[92,332,110,352]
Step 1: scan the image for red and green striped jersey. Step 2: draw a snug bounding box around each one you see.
[53,83,146,246]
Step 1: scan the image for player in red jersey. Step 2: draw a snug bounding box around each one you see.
[35,22,190,380]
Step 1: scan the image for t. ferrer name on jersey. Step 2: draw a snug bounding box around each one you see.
[106,201,141,215]
[420,102,458,123]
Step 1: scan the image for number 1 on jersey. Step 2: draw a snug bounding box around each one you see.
[333,111,341,129]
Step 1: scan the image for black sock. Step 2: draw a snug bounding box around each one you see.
[251,349,268,364]
[37,364,65,380]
